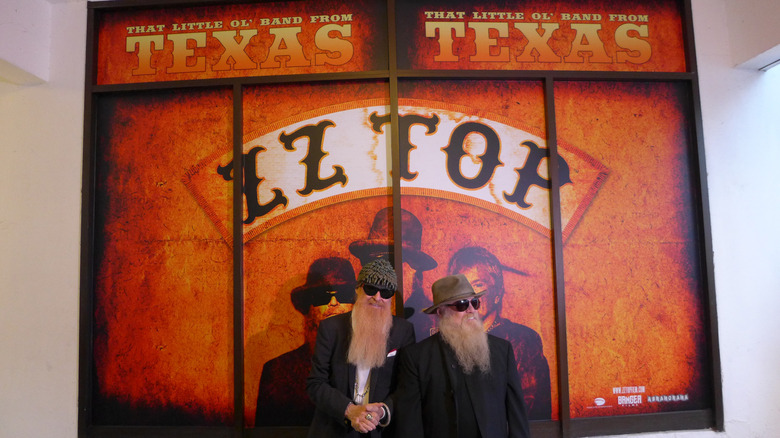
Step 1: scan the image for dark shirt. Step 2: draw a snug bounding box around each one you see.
[455,369,481,438]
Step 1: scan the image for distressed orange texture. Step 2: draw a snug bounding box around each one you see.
[555,81,708,417]
[93,89,234,425]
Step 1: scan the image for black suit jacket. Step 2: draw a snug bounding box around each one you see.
[394,333,530,438]
[255,344,315,427]
[306,312,416,438]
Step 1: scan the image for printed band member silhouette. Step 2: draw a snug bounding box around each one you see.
[448,246,552,420]
[255,257,356,427]
[394,274,530,438]
[349,207,437,340]
[307,259,416,437]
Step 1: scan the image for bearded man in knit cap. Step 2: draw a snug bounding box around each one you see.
[307,258,416,437]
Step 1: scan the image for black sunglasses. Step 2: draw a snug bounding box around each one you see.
[362,284,395,300]
[309,287,356,307]
[447,298,481,312]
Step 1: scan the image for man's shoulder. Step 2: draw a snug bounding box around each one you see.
[487,333,514,351]
[262,344,310,372]
[402,332,441,354]
[269,344,309,362]
[491,318,543,343]
[391,314,414,329]
[319,311,352,330]
[493,318,538,334]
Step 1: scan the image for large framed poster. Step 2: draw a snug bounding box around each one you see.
[79,0,720,437]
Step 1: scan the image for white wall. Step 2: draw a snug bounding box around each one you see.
[0,0,51,83]
[724,0,780,69]
[0,0,85,436]
[0,0,777,437]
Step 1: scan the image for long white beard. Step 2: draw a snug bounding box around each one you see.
[347,298,392,369]
[439,312,491,374]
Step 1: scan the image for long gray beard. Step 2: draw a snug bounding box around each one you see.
[439,313,491,374]
[347,300,392,369]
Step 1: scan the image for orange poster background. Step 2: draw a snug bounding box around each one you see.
[92,89,234,424]
[555,81,709,417]
[397,0,686,72]
[95,0,387,85]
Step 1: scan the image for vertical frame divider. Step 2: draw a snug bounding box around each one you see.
[681,0,699,74]
[386,0,404,306]
[78,6,98,437]
[681,0,723,431]
[232,83,245,435]
[691,79,724,432]
[544,76,571,438]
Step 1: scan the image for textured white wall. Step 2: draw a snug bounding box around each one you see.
[724,0,780,68]
[687,0,780,436]
[0,1,84,437]
[0,0,777,437]
[0,0,51,83]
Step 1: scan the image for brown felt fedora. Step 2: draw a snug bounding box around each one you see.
[423,274,486,314]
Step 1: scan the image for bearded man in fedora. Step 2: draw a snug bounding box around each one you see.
[307,258,416,437]
[448,246,552,420]
[394,274,530,438]
[255,257,356,427]
[349,207,438,341]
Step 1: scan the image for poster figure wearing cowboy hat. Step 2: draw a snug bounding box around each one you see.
[448,246,552,420]
[255,257,356,427]
[349,207,438,341]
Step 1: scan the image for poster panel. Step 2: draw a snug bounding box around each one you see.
[392,79,603,422]
[95,0,388,85]
[396,79,559,421]
[555,81,710,418]
[92,89,234,425]
[215,81,393,428]
[396,0,685,72]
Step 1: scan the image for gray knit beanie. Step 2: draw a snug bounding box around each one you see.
[357,258,397,291]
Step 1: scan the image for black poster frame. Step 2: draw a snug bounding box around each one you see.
[78,0,722,437]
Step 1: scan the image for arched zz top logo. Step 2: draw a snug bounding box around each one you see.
[182,99,608,245]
